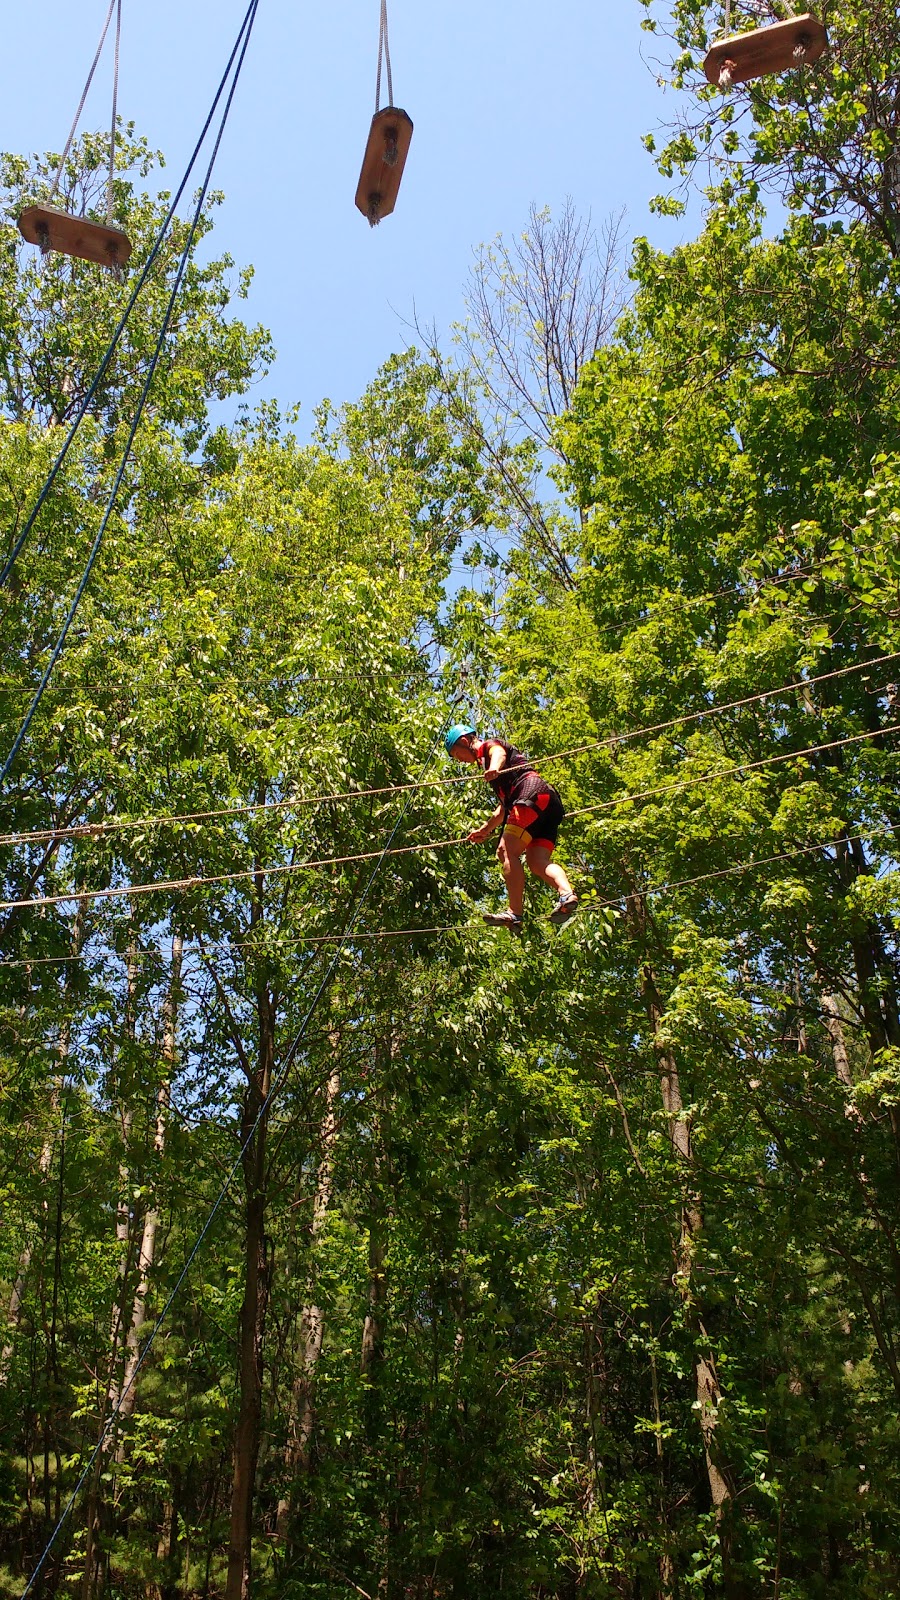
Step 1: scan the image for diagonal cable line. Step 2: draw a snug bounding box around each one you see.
[0,3,261,790]
[0,0,259,592]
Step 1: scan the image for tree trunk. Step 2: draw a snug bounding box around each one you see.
[361,1045,392,1405]
[650,1350,675,1600]
[1,909,87,1383]
[630,902,743,1591]
[79,944,143,1600]
[224,966,275,1600]
[275,1046,341,1540]
[116,933,183,1447]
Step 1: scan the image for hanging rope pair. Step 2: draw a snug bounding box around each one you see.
[354,0,414,226]
[17,0,131,275]
[704,0,827,89]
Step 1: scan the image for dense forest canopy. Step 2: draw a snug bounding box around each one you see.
[2,4,900,1596]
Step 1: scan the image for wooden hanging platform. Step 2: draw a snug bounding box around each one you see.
[17,204,132,271]
[704,13,827,87]
[355,107,414,226]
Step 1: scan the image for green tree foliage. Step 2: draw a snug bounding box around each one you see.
[4,16,900,1591]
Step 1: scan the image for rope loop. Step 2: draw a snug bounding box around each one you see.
[375,0,394,111]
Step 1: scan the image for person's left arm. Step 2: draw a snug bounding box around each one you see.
[468,800,505,844]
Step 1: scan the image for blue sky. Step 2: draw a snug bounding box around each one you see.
[1,0,698,427]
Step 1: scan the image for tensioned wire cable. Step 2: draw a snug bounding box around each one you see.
[3,721,898,914]
[106,0,123,226]
[16,717,447,1599]
[0,1,262,792]
[0,0,259,593]
[2,652,897,850]
[5,824,900,995]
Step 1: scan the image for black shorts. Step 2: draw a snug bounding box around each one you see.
[503,787,564,853]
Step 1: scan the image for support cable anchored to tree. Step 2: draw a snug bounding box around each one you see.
[0,0,260,595]
[17,720,449,1600]
[0,0,262,792]
[2,721,898,915]
[2,651,897,850]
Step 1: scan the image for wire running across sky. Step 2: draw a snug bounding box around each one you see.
[3,823,899,977]
[1,650,897,851]
[2,721,898,915]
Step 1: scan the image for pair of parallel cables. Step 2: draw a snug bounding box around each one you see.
[0,0,263,789]
[2,650,898,856]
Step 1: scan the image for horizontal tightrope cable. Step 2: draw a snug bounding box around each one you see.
[2,652,897,850]
[2,722,898,914]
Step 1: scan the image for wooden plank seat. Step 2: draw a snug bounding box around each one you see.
[355,107,414,226]
[704,13,827,88]
[17,204,132,272]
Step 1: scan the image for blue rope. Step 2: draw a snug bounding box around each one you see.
[18,719,447,1597]
[0,0,260,592]
[0,2,261,790]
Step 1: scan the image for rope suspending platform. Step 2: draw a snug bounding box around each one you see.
[18,0,132,276]
[355,0,413,226]
[704,0,827,89]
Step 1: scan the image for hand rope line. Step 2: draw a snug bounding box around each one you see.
[2,653,897,850]
[47,0,118,206]
[1,0,260,591]
[17,712,447,1600]
[3,724,898,915]
[0,4,260,792]
[569,721,900,821]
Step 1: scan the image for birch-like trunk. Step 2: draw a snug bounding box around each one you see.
[626,888,744,1591]
[116,933,183,1442]
[80,945,141,1600]
[1,910,86,1383]
[275,1047,341,1540]
[225,965,275,1600]
[639,958,734,1518]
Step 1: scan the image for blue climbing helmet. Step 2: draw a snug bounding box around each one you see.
[444,722,477,756]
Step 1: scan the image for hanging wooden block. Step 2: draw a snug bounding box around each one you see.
[17,204,132,273]
[355,107,414,227]
[704,13,827,88]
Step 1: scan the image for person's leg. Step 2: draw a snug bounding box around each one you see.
[497,835,527,916]
[526,842,574,899]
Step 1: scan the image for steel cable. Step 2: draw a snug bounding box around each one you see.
[2,722,898,914]
[2,651,897,851]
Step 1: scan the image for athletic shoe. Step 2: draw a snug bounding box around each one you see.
[483,909,524,934]
[549,893,579,925]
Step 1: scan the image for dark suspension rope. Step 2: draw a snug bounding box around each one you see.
[0,1,261,789]
[0,0,259,592]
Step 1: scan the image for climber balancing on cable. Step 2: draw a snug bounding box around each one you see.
[445,724,579,933]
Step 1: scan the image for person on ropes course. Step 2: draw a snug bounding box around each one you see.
[445,723,579,933]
